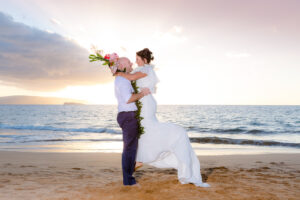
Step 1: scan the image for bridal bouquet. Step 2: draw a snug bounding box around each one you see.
[89,49,145,138]
[89,50,120,74]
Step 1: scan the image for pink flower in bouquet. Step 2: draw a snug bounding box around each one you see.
[109,53,119,63]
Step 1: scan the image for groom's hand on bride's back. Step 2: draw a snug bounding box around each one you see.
[127,88,150,103]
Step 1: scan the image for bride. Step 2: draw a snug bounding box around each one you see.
[115,48,210,187]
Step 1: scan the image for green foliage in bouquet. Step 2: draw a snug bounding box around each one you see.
[89,52,114,67]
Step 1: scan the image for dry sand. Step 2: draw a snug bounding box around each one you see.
[0,151,299,200]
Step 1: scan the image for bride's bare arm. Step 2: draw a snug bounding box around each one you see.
[115,72,147,81]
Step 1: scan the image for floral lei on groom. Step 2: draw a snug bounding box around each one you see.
[89,50,145,138]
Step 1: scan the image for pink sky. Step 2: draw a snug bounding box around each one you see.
[0,0,299,104]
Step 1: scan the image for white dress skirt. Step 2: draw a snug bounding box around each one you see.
[133,64,210,187]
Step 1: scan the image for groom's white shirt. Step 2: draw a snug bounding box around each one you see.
[114,76,137,113]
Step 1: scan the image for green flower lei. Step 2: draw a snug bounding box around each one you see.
[89,52,144,138]
[131,80,144,138]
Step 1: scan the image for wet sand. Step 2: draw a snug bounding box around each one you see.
[0,151,299,200]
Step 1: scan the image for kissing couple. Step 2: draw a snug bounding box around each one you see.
[111,48,210,187]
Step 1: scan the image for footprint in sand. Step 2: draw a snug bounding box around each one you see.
[3,163,12,167]
[72,167,83,170]
[270,162,285,166]
[101,169,117,173]
[164,169,177,175]
[0,179,11,183]
[260,166,270,170]
[20,165,36,168]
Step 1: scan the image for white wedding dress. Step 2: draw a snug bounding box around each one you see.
[132,64,210,187]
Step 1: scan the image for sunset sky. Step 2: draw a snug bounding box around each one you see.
[0,0,299,105]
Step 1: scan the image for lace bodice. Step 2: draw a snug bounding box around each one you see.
[132,64,159,94]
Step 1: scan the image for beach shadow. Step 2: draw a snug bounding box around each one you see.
[134,170,145,179]
[202,166,229,182]
[134,168,177,180]
[135,167,217,183]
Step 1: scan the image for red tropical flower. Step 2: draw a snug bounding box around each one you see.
[104,54,110,60]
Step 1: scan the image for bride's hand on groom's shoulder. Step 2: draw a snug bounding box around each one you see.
[141,88,151,96]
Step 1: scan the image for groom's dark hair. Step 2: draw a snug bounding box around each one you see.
[136,48,154,64]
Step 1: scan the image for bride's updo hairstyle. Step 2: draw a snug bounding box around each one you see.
[136,48,154,64]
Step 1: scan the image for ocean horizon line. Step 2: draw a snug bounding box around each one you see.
[0,104,300,106]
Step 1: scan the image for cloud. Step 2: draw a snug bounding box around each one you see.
[226,51,251,58]
[50,18,62,26]
[153,25,187,44]
[0,12,112,91]
[45,29,54,33]
[195,45,205,50]
[172,25,182,33]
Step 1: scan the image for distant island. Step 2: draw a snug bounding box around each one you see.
[63,102,84,105]
[0,95,87,105]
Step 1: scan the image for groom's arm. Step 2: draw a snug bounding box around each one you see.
[127,88,150,103]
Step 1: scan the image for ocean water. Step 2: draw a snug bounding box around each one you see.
[0,105,299,155]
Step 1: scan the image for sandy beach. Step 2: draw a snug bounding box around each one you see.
[0,151,299,200]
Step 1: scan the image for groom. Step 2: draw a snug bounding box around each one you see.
[114,57,150,186]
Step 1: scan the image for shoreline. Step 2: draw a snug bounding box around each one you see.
[1,150,300,155]
[1,141,300,155]
[0,151,299,200]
